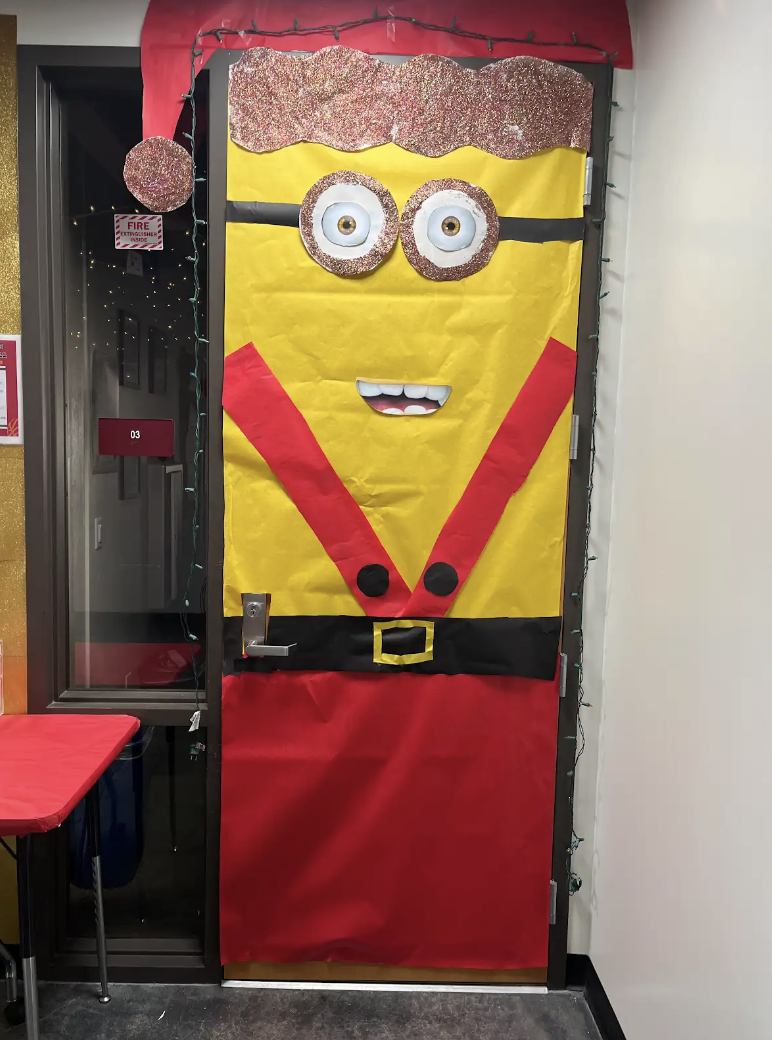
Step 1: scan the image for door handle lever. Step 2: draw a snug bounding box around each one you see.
[241,593,296,657]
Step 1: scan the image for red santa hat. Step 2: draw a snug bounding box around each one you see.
[123,0,631,213]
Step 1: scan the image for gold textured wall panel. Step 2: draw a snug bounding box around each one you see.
[0,13,22,944]
[0,14,24,717]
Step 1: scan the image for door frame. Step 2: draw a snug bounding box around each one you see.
[549,57,611,991]
[18,44,221,984]
[205,49,611,990]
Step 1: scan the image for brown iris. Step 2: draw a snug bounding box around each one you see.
[441,215,461,236]
[337,215,357,235]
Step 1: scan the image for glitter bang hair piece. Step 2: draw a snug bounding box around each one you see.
[229,47,593,160]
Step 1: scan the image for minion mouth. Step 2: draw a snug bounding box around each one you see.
[356,380,451,415]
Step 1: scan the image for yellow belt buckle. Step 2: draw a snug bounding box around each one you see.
[373,620,435,666]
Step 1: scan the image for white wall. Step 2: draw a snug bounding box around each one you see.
[568,66,635,956]
[0,0,149,45]
[590,1,772,1037]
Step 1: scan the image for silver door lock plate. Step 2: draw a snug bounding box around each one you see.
[241,593,295,657]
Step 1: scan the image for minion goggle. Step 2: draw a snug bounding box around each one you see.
[226,170,584,281]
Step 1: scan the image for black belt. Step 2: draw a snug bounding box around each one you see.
[223,615,561,680]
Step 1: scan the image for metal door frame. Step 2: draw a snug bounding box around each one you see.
[204,49,611,990]
[18,44,221,984]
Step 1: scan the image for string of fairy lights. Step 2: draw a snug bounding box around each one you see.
[179,60,207,740]
[566,71,617,898]
[71,205,196,336]
[71,203,204,721]
[178,16,617,889]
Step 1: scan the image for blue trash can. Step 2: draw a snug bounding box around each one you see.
[68,726,154,889]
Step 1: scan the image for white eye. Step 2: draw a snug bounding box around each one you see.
[412,190,487,268]
[321,201,370,246]
[311,185,381,259]
[401,180,499,281]
[426,205,477,251]
[300,172,399,276]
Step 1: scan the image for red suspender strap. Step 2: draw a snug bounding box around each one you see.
[224,338,576,621]
[401,337,577,618]
[223,343,412,617]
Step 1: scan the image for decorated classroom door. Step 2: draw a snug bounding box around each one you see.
[212,48,592,972]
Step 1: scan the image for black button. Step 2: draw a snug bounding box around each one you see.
[423,562,458,596]
[357,564,390,598]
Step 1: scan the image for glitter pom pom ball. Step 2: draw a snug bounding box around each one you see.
[123,137,193,213]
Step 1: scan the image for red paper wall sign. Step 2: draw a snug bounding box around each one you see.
[98,418,174,457]
[114,213,163,250]
[0,335,22,445]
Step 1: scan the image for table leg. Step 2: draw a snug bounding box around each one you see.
[16,836,39,1040]
[0,937,18,1004]
[85,786,110,1004]
[166,726,177,853]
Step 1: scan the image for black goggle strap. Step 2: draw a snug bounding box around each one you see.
[226,201,585,243]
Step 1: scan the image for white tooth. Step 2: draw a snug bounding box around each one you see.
[404,405,428,415]
[357,380,381,397]
[425,385,450,402]
[381,384,403,396]
[436,386,451,405]
[404,384,428,399]
[383,407,403,415]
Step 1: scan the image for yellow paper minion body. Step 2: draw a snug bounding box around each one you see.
[221,48,592,659]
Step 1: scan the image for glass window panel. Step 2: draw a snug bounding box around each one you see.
[62,74,207,690]
[66,726,207,943]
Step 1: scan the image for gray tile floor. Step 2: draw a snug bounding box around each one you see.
[1,984,602,1040]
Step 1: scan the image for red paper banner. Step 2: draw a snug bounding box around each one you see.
[404,338,576,616]
[223,343,412,617]
[140,0,633,141]
[220,668,560,969]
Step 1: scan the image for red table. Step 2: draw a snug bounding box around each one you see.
[0,714,140,1040]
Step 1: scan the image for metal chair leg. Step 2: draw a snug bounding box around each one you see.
[16,836,39,1040]
[85,786,110,1004]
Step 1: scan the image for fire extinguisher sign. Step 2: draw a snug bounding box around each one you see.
[114,213,163,250]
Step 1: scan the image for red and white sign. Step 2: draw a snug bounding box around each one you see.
[0,335,22,445]
[114,213,163,251]
[98,417,174,457]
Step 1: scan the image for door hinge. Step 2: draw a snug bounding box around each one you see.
[584,156,594,207]
[549,880,558,925]
[559,653,568,698]
[569,415,580,460]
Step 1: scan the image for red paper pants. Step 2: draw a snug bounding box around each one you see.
[220,670,558,969]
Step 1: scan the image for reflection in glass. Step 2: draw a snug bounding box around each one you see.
[63,75,207,690]
[67,726,206,943]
